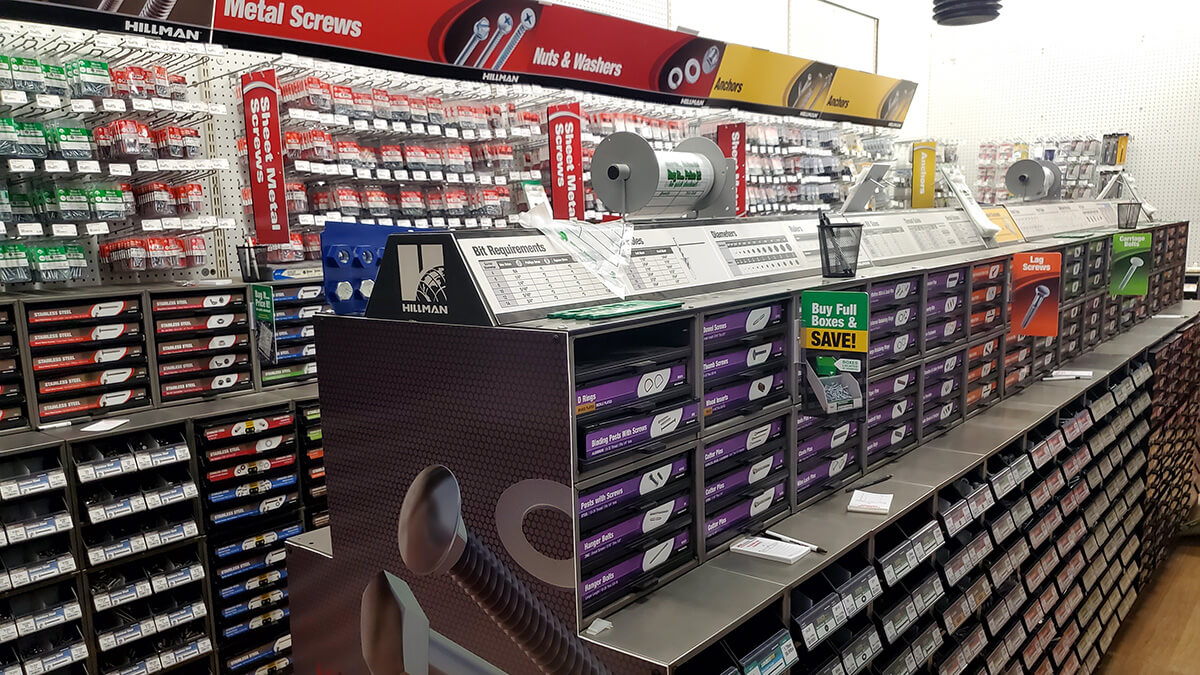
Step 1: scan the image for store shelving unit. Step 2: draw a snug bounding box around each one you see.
[300,209,1193,675]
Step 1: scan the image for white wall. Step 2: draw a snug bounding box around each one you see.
[548,0,933,135]
[924,1,1200,262]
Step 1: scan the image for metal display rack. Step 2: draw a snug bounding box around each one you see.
[288,213,1195,675]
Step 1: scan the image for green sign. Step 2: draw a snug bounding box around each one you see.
[802,290,869,352]
[800,290,869,415]
[251,284,278,364]
[1110,232,1152,296]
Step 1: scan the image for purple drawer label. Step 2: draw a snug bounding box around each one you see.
[923,378,960,404]
[581,530,691,601]
[703,304,784,344]
[867,423,914,456]
[703,340,784,381]
[797,422,858,463]
[925,294,962,320]
[797,451,854,492]
[869,332,915,361]
[705,483,787,538]
[869,306,917,333]
[797,414,821,433]
[870,278,919,307]
[704,418,785,467]
[576,363,688,414]
[867,397,913,429]
[927,269,965,294]
[583,404,698,461]
[578,458,689,520]
[867,370,917,399]
[705,451,785,503]
[704,372,786,417]
[579,495,690,561]
[925,318,964,344]
[923,353,963,380]
[923,401,958,428]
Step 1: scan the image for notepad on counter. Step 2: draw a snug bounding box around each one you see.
[730,536,811,564]
[847,490,893,515]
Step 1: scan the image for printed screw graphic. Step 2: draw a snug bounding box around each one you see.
[491,8,537,71]
[1119,256,1144,290]
[398,465,610,675]
[473,13,512,69]
[1021,284,1051,329]
[96,0,124,10]
[454,18,490,66]
[139,0,177,19]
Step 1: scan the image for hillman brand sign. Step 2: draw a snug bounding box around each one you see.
[1,0,917,127]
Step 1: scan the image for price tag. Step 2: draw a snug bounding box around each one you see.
[182,219,201,231]
[445,127,459,138]
[214,157,230,170]
[211,103,229,115]
[379,217,394,225]
[373,118,389,130]
[86,222,110,235]
[17,223,42,237]
[73,159,101,174]
[34,94,60,109]
[531,169,542,180]
[463,173,477,183]
[136,159,158,172]
[109,163,131,176]
[292,160,311,173]
[481,217,493,227]
[128,98,152,112]
[142,219,163,231]
[428,124,441,135]
[70,99,96,113]
[43,159,70,173]
[338,164,353,176]
[0,90,26,105]
[412,170,427,181]
[7,159,34,172]
[151,97,172,110]
[333,114,350,126]
[480,174,493,184]
[429,170,444,181]
[157,159,179,171]
[414,218,429,228]
[356,168,372,179]
[465,217,478,228]
[51,223,77,237]
[353,119,368,131]
[445,173,459,183]
[376,168,391,180]
[318,112,334,125]
[479,129,492,139]
[411,122,426,134]
[360,218,375,225]
[447,217,461,227]
[218,218,236,229]
[494,128,507,138]
[431,217,446,228]
[297,214,315,225]
[393,121,408,133]
[461,128,476,139]
[394,169,410,180]
[162,217,181,230]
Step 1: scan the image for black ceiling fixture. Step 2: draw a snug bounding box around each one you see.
[934,0,1001,26]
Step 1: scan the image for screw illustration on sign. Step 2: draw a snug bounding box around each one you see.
[1010,252,1061,338]
[801,290,868,414]
[1110,232,1152,296]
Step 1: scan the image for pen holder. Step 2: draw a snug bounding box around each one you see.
[1117,202,1141,229]
[818,212,863,278]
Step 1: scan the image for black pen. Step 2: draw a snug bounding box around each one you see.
[764,530,827,554]
[846,473,893,493]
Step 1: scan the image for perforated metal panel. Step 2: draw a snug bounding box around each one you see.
[924,5,1200,266]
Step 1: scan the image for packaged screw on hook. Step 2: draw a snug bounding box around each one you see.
[10,56,44,93]
[40,63,68,97]
[67,59,112,98]
[0,57,12,90]
[0,243,31,283]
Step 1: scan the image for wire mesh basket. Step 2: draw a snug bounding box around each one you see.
[817,212,863,278]
[1117,202,1142,230]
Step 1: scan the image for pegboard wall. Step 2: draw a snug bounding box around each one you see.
[546,0,671,28]
[924,2,1200,267]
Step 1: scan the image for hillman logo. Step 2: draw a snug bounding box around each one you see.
[397,244,449,315]
[124,20,204,41]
